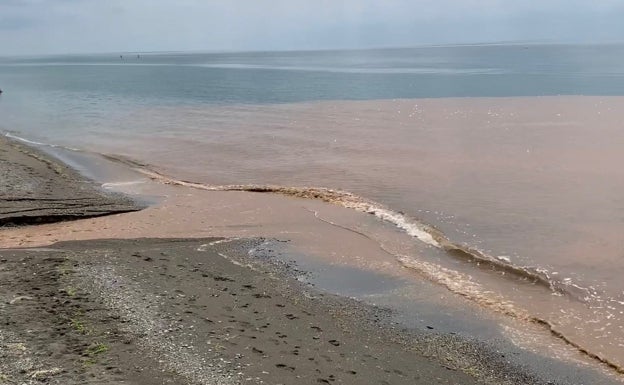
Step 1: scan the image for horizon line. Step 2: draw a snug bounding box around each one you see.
[2,39,624,59]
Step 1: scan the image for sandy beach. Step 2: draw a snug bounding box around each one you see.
[0,138,620,385]
[0,137,484,384]
[1,236,492,385]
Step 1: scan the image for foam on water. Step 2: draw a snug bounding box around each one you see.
[4,132,69,149]
[101,180,146,189]
[396,255,527,318]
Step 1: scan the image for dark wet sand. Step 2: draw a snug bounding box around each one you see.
[0,136,139,226]
[0,238,491,385]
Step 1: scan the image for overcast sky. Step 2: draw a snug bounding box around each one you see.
[1,0,623,55]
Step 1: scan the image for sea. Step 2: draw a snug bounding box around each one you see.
[1,43,624,378]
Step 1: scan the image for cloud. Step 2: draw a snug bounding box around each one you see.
[0,15,40,31]
[0,0,622,55]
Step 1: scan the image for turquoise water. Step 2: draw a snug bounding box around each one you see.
[2,43,624,140]
[1,43,623,146]
[3,45,624,102]
[2,43,624,142]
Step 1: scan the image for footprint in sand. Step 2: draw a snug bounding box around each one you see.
[275,363,295,371]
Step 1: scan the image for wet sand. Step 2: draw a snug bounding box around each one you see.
[0,136,139,226]
[0,139,485,384]
[0,139,620,384]
[0,136,487,385]
[0,237,490,385]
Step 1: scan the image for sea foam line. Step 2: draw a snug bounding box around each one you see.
[102,154,441,247]
[96,153,624,375]
[100,153,611,316]
[101,153,592,301]
[4,132,80,151]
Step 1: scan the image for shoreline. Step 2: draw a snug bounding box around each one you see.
[0,136,141,226]
[1,237,486,385]
[1,138,621,384]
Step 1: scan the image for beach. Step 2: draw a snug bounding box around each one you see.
[0,138,487,385]
[0,131,620,385]
[2,236,498,385]
[3,46,624,384]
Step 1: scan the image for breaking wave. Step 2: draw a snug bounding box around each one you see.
[102,153,593,303]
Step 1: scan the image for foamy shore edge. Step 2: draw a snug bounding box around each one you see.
[0,137,616,385]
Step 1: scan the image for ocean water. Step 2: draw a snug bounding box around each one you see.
[2,43,624,375]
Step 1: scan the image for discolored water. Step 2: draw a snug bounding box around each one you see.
[2,44,624,373]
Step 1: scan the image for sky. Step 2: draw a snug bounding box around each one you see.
[1,0,623,55]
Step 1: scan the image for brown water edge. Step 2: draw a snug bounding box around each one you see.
[0,161,622,384]
[70,95,624,373]
[83,98,624,332]
[94,153,624,376]
[92,96,624,289]
[6,91,624,379]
